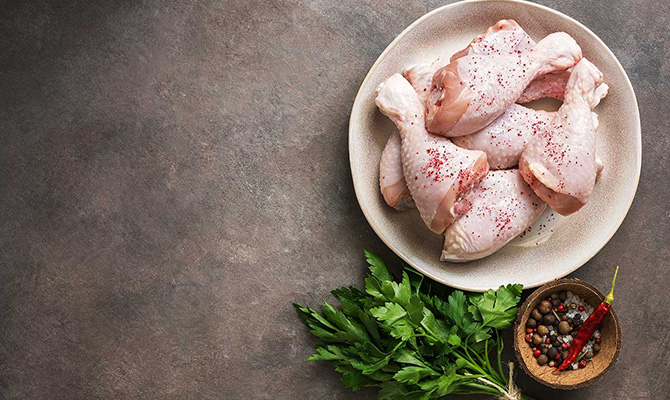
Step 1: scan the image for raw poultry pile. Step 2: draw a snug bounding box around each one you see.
[376,20,608,262]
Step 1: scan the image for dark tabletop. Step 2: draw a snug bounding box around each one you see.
[1,1,668,399]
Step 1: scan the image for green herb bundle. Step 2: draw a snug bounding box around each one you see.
[294,251,536,400]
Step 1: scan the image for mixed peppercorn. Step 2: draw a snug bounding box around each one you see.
[524,290,601,370]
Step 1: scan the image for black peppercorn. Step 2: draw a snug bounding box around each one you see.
[547,347,558,359]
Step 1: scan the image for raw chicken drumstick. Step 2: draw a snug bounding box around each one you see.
[441,170,547,262]
[426,32,582,137]
[376,73,489,233]
[404,20,573,108]
[519,58,603,215]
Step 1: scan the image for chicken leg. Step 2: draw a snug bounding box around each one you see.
[519,58,603,215]
[404,20,575,109]
[426,32,582,137]
[376,74,489,233]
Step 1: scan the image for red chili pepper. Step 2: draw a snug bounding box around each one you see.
[554,267,618,373]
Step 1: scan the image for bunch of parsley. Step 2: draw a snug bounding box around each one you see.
[294,251,537,400]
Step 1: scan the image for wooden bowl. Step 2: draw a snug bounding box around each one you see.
[513,279,621,389]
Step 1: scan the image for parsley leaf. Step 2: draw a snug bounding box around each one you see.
[394,366,439,385]
[473,284,523,329]
[365,250,392,281]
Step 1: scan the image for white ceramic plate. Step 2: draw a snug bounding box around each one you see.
[349,0,641,292]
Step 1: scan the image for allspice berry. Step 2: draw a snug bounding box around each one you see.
[585,350,594,359]
[531,308,543,321]
[558,291,567,301]
[558,321,571,334]
[537,325,549,336]
[532,334,543,345]
[537,355,548,366]
[538,300,552,314]
[542,314,555,325]
[526,318,537,328]
[593,343,601,353]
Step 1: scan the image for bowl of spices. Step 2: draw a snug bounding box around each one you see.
[513,270,621,389]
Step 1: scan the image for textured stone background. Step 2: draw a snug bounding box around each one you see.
[0,1,667,399]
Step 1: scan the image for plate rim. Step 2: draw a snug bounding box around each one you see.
[348,0,642,292]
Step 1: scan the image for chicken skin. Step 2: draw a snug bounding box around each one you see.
[441,170,546,262]
[452,105,554,169]
[449,19,535,61]
[376,73,489,233]
[379,131,414,210]
[519,58,603,215]
[426,32,582,137]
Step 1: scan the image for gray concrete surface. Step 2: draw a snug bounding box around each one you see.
[0,1,667,399]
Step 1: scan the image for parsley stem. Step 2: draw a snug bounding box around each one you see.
[455,349,507,391]
[496,333,505,383]
[460,381,502,395]
[483,338,504,382]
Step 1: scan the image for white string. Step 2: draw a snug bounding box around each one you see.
[467,362,521,400]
